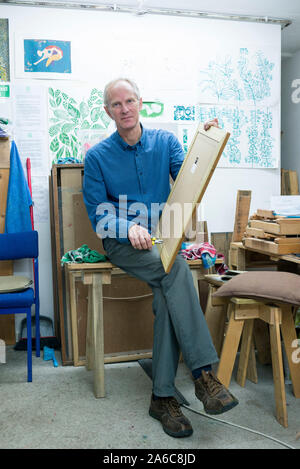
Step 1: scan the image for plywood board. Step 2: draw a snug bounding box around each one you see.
[0,139,10,168]
[156,123,230,272]
[232,190,251,242]
[73,193,106,255]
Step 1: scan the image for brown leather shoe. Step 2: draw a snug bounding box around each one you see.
[195,370,239,415]
[149,395,193,438]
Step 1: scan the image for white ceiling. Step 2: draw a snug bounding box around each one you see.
[8,0,300,55]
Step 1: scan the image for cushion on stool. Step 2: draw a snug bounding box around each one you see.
[213,271,300,305]
[0,276,33,293]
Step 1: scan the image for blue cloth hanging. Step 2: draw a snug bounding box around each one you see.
[5,141,33,233]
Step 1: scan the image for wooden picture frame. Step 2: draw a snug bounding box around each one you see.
[156,123,230,273]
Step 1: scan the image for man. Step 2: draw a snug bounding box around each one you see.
[83,78,238,438]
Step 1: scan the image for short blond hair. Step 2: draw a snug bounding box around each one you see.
[104,78,140,107]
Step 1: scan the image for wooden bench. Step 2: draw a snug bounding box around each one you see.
[65,259,221,398]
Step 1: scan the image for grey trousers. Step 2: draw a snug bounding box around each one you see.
[103,238,219,397]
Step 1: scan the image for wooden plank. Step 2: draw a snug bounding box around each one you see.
[275,237,300,244]
[244,237,300,255]
[256,209,275,219]
[250,219,300,235]
[280,305,300,398]
[232,190,252,242]
[156,123,230,273]
[245,226,273,239]
[217,305,244,388]
[0,168,9,233]
[204,285,227,356]
[269,311,288,427]
[210,232,232,266]
[0,139,10,168]
[289,170,299,195]
[237,319,255,387]
[281,169,287,195]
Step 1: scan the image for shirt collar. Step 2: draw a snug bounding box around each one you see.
[113,123,145,150]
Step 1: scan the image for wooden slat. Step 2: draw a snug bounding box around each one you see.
[250,219,300,236]
[232,190,251,242]
[244,237,300,255]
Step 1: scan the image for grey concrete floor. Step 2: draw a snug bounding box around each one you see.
[0,346,299,450]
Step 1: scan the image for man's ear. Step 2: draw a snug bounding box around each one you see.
[104,105,113,120]
[138,98,143,111]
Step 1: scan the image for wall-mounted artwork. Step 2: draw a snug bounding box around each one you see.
[15,36,72,79]
[24,39,71,74]
[0,19,10,82]
[140,101,164,118]
[48,86,112,163]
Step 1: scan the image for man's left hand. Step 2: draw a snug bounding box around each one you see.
[204,118,219,131]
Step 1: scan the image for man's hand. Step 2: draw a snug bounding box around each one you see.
[204,118,219,131]
[128,224,152,250]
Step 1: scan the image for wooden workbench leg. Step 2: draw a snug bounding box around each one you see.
[85,284,93,371]
[91,273,105,398]
[217,304,244,388]
[269,310,288,428]
[237,319,254,387]
[280,305,300,398]
[69,273,80,367]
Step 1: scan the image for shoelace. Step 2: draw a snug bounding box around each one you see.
[201,371,224,396]
[161,397,182,417]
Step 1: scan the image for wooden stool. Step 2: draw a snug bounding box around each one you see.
[217,298,300,427]
[204,275,258,381]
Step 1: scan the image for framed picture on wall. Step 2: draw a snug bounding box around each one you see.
[0,19,10,82]
[15,35,73,79]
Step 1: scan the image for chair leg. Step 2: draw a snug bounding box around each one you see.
[269,310,288,428]
[217,304,244,388]
[35,304,40,358]
[26,310,32,382]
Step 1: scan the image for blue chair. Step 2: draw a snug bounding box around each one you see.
[0,230,40,382]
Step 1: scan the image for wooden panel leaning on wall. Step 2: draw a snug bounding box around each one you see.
[0,138,15,344]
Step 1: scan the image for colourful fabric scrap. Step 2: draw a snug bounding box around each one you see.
[180,242,228,274]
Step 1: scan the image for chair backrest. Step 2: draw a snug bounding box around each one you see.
[0,231,38,260]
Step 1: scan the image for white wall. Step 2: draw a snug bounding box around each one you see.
[281,51,300,181]
[0,4,281,331]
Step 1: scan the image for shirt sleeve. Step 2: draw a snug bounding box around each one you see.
[83,149,133,244]
[168,132,185,181]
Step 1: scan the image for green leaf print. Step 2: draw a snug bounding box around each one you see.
[50,137,60,152]
[59,132,70,145]
[67,102,80,119]
[91,107,101,122]
[56,146,64,159]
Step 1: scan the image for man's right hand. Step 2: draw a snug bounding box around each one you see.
[128,224,152,250]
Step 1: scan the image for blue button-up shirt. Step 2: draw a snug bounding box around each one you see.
[83,125,184,243]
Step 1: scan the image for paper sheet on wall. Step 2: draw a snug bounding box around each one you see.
[31,176,49,223]
[12,84,49,174]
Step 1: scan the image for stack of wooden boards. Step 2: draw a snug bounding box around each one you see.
[243,209,300,255]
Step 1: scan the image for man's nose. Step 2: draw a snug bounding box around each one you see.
[120,103,130,112]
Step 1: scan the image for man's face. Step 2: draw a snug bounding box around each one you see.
[104,81,142,133]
